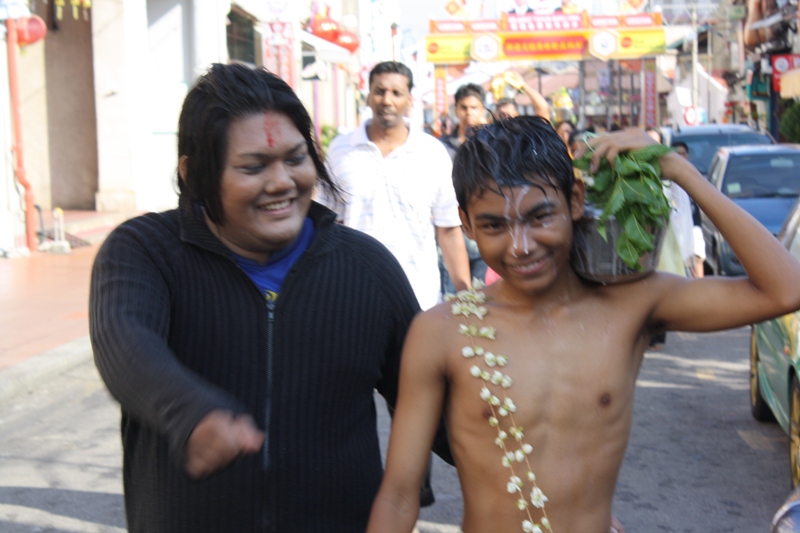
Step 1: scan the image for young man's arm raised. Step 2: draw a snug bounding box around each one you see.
[367,311,451,533]
[578,129,800,332]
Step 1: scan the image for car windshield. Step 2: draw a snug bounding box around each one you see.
[721,153,800,199]
[675,133,773,174]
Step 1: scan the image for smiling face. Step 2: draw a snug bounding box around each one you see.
[367,72,412,130]
[460,180,585,295]
[207,111,317,263]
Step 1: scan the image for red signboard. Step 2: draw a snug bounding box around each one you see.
[505,13,585,32]
[771,54,800,92]
[497,11,662,32]
[643,57,657,129]
[429,19,501,33]
[503,34,587,58]
[262,21,296,88]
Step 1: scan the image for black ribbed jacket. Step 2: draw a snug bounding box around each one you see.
[90,201,420,532]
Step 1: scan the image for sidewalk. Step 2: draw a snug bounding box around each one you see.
[0,244,99,405]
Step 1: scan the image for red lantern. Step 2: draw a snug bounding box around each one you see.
[335,30,360,53]
[310,16,340,43]
[16,15,47,46]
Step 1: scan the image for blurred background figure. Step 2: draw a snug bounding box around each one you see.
[568,128,585,157]
[491,71,550,121]
[555,120,576,155]
[439,83,490,295]
[673,141,706,278]
[508,0,535,14]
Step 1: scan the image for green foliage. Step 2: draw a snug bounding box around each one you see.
[779,102,800,144]
[573,144,673,270]
[319,125,339,155]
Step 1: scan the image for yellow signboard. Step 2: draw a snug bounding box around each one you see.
[425,35,473,65]
[426,13,666,64]
[425,27,665,63]
[611,28,666,59]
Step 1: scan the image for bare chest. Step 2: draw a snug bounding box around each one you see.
[444,308,643,436]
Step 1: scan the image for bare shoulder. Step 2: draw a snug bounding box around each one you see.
[403,302,466,366]
[408,302,464,345]
[586,270,689,321]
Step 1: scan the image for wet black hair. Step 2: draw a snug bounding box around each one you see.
[177,63,339,224]
[369,61,414,91]
[455,83,486,106]
[452,116,574,213]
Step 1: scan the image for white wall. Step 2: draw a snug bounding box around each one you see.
[93,0,150,213]
[143,0,192,212]
[93,0,231,214]
[0,24,26,256]
[667,64,727,127]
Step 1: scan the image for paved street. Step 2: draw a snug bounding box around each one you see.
[0,325,792,532]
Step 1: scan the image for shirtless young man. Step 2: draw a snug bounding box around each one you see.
[366,116,800,533]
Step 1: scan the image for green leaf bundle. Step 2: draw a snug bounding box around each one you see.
[573,144,673,270]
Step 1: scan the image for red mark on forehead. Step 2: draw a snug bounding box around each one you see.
[263,113,281,148]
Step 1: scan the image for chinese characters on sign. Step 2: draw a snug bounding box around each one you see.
[503,34,587,58]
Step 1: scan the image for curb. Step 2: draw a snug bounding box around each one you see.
[0,336,93,407]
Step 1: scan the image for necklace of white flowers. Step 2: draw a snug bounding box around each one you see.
[447,280,553,533]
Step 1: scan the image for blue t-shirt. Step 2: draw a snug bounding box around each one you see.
[231,218,315,302]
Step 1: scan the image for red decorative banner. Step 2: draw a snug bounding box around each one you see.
[434,65,448,117]
[496,12,661,32]
[262,21,296,88]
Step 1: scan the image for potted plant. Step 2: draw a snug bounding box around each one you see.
[571,142,673,283]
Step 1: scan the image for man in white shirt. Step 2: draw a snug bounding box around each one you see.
[322,61,471,310]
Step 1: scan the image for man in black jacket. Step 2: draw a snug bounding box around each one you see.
[90,63,441,532]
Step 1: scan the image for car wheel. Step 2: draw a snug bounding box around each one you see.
[751,328,776,422]
[791,374,800,488]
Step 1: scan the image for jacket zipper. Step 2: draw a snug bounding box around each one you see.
[263,298,275,470]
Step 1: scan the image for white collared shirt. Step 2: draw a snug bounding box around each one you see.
[320,120,460,310]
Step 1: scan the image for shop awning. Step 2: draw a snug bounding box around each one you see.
[300,31,351,64]
[781,67,800,98]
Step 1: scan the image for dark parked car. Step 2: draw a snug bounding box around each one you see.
[703,145,800,276]
[664,124,774,177]
[751,198,800,488]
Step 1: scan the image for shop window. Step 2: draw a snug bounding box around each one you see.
[227,8,257,65]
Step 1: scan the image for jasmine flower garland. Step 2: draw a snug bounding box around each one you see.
[446,281,553,533]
